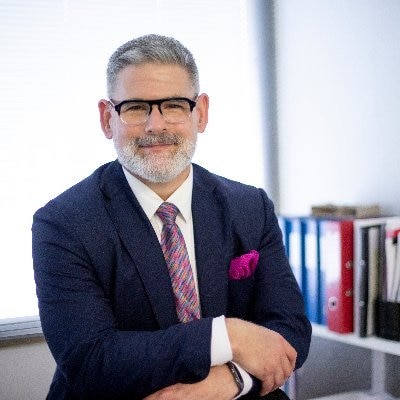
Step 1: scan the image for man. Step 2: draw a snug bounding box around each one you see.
[32,34,311,399]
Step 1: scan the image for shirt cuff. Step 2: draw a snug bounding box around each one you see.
[210,316,252,398]
[210,315,232,366]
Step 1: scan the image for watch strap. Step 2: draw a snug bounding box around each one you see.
[227,361,244,397]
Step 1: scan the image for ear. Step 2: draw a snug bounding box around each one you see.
[98,99,114,139]
[195,93,209,133]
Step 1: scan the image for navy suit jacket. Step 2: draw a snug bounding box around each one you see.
[32,161,311,399]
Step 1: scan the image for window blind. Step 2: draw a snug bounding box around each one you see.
[0,0,267,320]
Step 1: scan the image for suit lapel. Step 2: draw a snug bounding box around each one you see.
[100,161,231,324]
[192,166,231,318]
[100,162,179,328]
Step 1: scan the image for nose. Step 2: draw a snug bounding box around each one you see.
[144,104,167,133]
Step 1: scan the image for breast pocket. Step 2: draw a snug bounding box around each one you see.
[227,276,255,319]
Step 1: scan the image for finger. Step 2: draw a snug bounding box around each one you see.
[260,375,275,396]
[281,355,295,380]
[284,342,297,368]
[273,366,286,390]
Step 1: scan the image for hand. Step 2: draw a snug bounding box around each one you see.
[142,364,237,400]
[226,318,297,396]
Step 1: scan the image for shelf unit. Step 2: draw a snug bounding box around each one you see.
[308,390,398,400]
[312,324,400,356]
[310,324,400,399]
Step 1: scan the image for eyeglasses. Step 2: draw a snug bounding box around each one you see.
[109,97,197,126]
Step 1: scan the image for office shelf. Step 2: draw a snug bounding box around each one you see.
[312,323,400,357]
[308,390,398,400]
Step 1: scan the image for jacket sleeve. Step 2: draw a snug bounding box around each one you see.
[227,188,312,370]
[255,189,312,368]
[32,203,212,399]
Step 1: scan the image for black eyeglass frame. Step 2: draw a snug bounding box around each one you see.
[109,97,197,116]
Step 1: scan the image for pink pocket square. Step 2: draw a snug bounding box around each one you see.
[229,250,259,280]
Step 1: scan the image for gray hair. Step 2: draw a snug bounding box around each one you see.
[106,34,200,97]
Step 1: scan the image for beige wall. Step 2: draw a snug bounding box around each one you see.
[0,336,55,400]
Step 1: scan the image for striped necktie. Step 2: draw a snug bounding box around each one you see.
[156,202,200,323]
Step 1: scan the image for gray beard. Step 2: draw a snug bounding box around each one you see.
[115,133,196,183]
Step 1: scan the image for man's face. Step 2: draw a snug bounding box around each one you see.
[99,63,208,184]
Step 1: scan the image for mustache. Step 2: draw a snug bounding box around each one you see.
[134,134,183,147]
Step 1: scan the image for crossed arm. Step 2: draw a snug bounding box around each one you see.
[33,186,310,399]
[144,318,297,400]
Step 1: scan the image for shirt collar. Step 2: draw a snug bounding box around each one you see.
[122,165,193,222]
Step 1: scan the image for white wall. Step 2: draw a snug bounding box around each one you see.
[0,337,55,400]
[274,2,400,398]
[275,0,400,215]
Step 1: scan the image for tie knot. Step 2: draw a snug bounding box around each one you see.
[156,202,179,225]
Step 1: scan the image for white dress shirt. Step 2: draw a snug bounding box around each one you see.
[122,165,252,397]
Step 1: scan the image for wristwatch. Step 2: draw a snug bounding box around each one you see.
[227,361,244,397]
